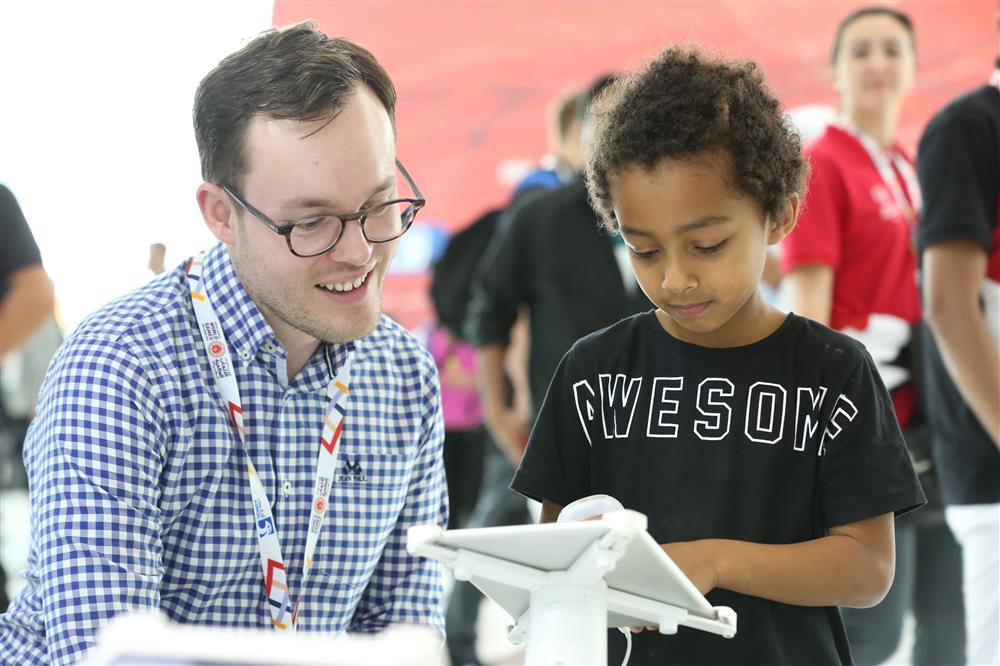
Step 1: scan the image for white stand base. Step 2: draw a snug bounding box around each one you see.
[524,576,608,665]
[408,511,736,666]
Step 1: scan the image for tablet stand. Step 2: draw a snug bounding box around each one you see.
[408,509,736,665]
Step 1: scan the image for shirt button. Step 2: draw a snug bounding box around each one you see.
[239,350,251,360]
[281,480,292,497]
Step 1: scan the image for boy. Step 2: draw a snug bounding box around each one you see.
[511,48,925,665]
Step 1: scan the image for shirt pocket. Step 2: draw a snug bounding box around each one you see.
[313,451,413,590]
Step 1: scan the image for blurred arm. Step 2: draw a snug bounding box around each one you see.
[785,263,834,326]
[923,240,1000,447]
[476,344,530,465]
[0,263,55,356]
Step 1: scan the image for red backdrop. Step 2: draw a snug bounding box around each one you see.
[274,0,996,330]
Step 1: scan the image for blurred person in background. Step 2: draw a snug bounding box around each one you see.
[782,7,965,664]
[917,41,1000,666]
[509,89,584,197]
[465,74,650,471]
[0,185,55,359]
[0,183,56,614]
[444,88,589,666]
[148,242,167,275]
[427,207,503,530]
[0,23,447,666]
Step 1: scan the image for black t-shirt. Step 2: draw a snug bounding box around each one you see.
[916,83,1000,505]
[512,312,925,666]
[464,180,651,416]
[0,184,42,299]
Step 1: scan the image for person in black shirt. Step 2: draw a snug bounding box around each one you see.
[917,58,1000,666]
[0,184,56,613]
[0,186,54,359]
[465,76,651,467]
[511,48,925,665]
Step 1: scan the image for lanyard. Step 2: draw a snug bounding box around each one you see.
[840,118,922,222]
[185,252,351,632]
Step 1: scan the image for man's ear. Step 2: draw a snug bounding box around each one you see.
[197,182,238,245]
[767,194,801,245]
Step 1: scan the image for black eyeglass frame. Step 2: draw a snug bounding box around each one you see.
[221,158,426,258]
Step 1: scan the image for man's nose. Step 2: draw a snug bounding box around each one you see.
[330,219,374,265]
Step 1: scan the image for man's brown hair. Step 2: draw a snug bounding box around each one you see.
[193,21,397,191]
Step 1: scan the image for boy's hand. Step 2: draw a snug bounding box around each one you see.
[661,540,721,596]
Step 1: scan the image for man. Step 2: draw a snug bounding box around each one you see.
[0,184,56,614]
[0,22,447,666]
[917,53,1000,666]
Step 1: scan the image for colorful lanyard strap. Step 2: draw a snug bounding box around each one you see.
[840,118,922,221]
[185,251,351,631]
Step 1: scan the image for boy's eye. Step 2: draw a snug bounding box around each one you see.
[695,239,728,254]
[627,246,658,260]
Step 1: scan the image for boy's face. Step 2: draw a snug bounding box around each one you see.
[609,152,795,348]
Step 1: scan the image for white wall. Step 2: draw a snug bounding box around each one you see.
[0,0,274,332]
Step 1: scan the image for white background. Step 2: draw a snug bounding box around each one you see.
[0,0,275,332]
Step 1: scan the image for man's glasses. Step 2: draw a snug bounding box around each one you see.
[221,159,425,258]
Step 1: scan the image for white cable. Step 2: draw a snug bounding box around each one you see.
[618,627,632,666]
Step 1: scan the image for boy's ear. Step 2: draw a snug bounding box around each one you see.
[767,194,801,245]
[198,182,238,245]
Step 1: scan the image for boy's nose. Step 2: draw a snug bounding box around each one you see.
[661,261,698,293]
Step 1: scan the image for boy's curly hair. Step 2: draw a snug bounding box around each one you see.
[584,47,808,233]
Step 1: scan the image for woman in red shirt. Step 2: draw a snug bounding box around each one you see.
[782,7,964,665]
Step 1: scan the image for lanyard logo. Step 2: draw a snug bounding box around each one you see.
[257,516,277,537]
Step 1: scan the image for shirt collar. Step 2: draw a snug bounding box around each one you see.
[198,243,280,364]
[196,243,359,386]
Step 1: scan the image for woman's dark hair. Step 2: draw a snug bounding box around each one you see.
[585,47,808,233]
[193,21,396,191]
[831,6,915,64]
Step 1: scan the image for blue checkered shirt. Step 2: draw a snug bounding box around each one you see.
[0,243,448,666]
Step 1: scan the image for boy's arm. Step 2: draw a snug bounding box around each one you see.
[664,512,894,609]
[540,499,562,523]
[541,501,893,608]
